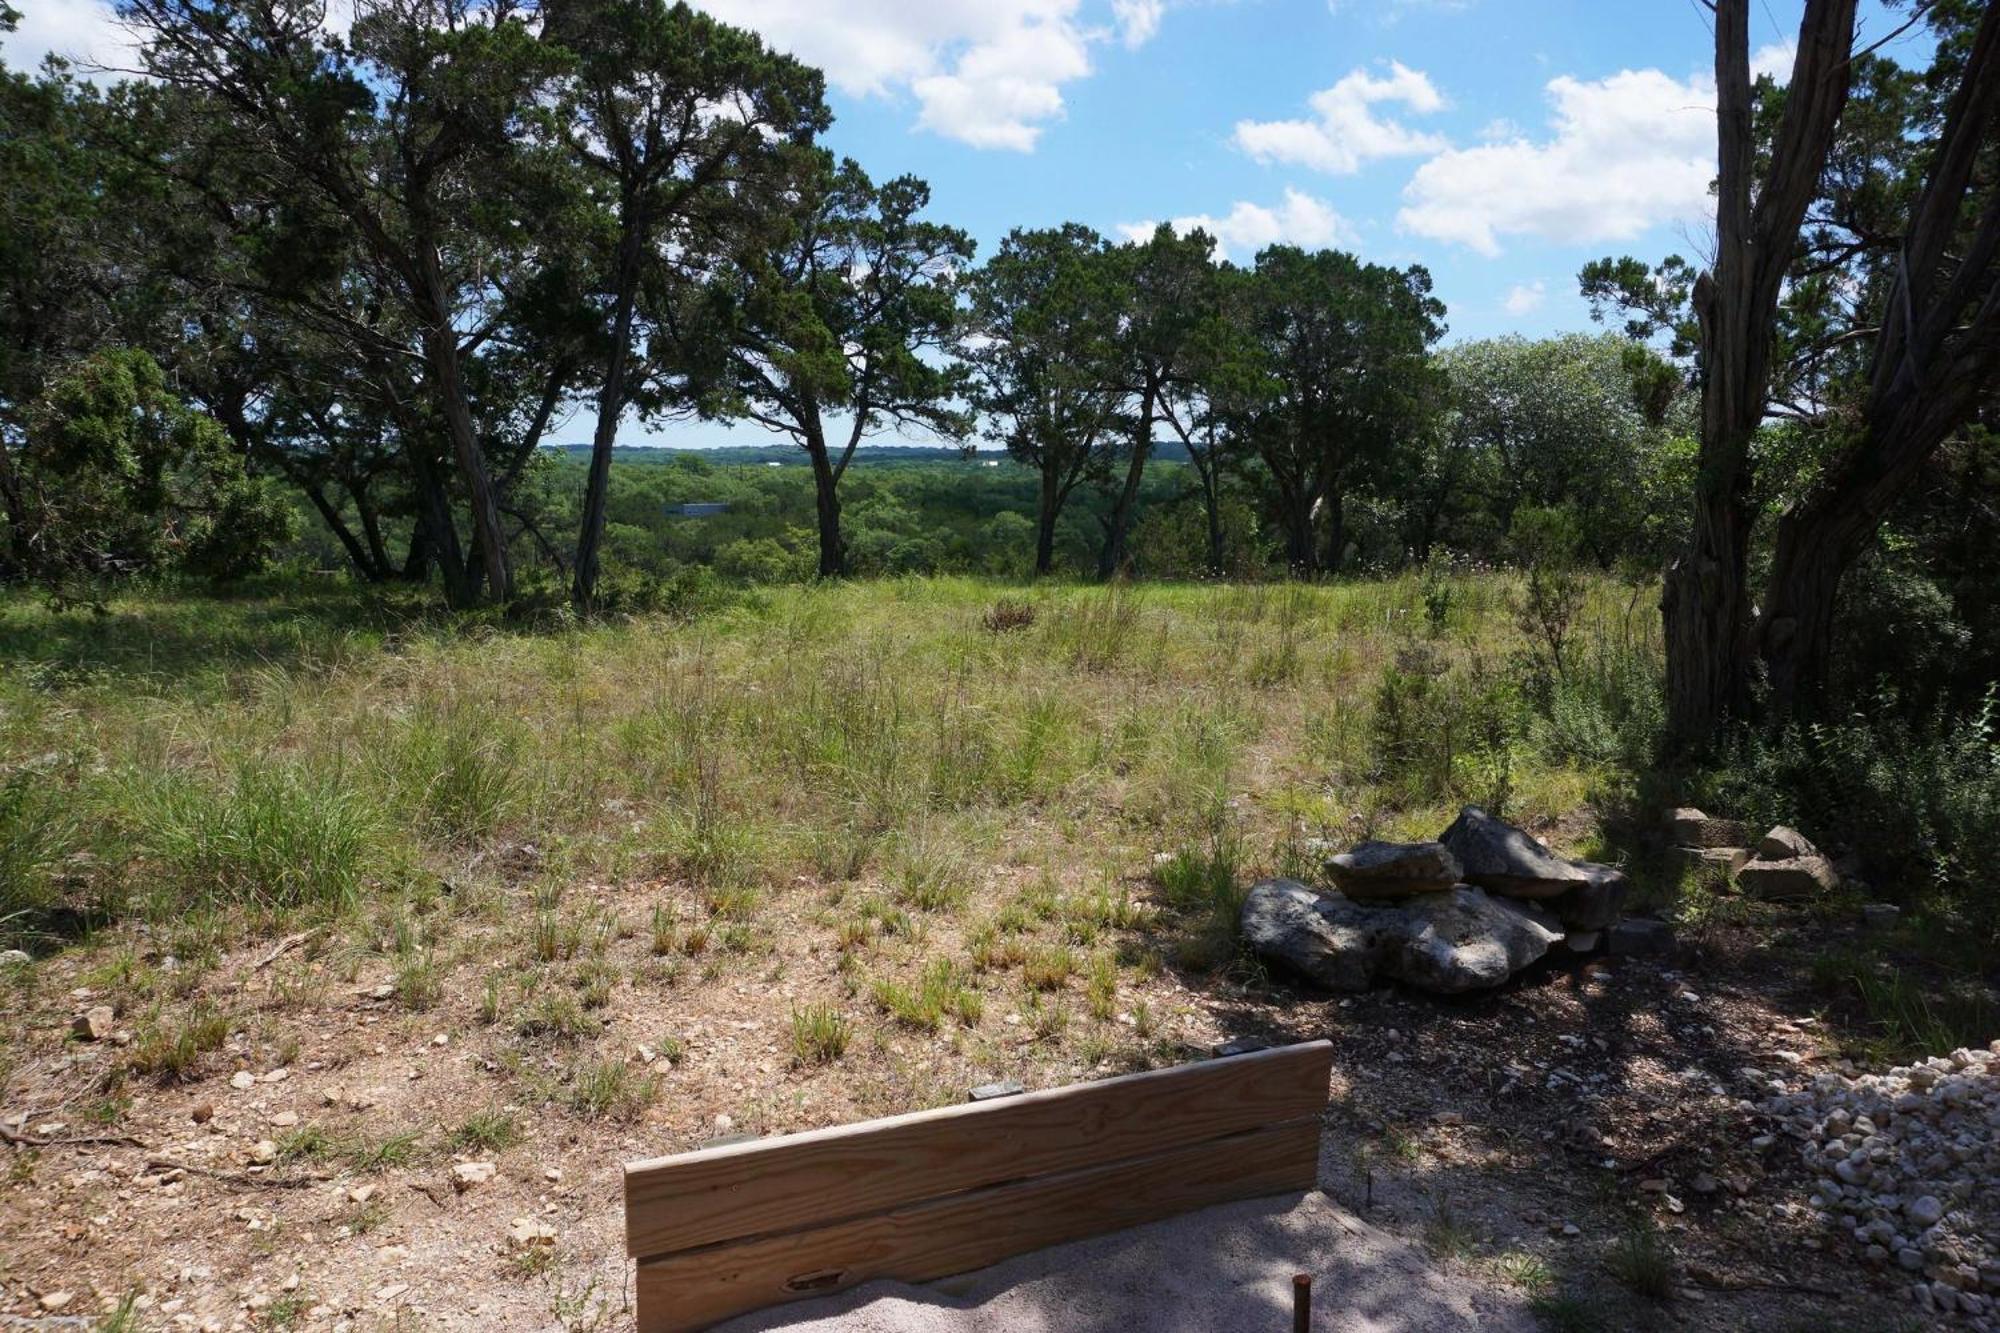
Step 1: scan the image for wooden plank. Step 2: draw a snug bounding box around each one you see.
[625,1039,1331,1258]
[635,1117,1321,1333]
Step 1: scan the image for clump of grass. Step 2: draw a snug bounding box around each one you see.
[873,960,982,1030]
[790,1003,851,1065]
[1156,821,1249,971]
[564,1057,658,1121]
[131,761,384,914]
[377,705,523,844]
[0,767,87,941]
[128,1004,230,1081]
[276,1124,334,1163]
[1422,1191,1479,1260]
[1084,955,1118,1020]
[393,950,441,1011]
[515,991,596,1042]
[649,902,677,956]
[1022,944,1077,991]
[981,598,1036,633]
[449,1107,519,1153]
[346,1129,426,1173]
[1604,1223,1674,1300]
[891,829,972,914]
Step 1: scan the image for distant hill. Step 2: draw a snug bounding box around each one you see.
[544,440,1194,466]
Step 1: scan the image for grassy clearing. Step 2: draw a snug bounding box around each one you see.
[0,572,1660,954]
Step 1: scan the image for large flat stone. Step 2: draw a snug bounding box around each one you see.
[1240,879,1561,995]
[1323,840,1463,899]
[1737,855,1839,901]
[1439,805,1625,903]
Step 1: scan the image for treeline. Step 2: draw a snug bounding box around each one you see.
[0,0,1687,612]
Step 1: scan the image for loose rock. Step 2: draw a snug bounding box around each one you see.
[1240,879,1561,994]
[71,1005,115,1041]
[452,1161,498,1191]
[1738,855,1839,900]
[1322,839,1462,899]
[1757,825,1818,860]
[1667,807,1752,848]
[1440,805,1629,903]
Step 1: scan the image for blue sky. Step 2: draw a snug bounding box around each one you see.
[5,0,1930,449]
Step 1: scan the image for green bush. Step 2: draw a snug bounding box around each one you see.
[1698,687,2000,915]
[131,761,385,915]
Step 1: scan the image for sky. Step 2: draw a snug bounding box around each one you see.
[3,0,1931,450]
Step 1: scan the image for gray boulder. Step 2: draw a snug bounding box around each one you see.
[1439,805,1629,903]
[1323,840,1462,899]
[1607,917,1676,957]
[1738,855,1839,901]
[1547,867,1629,930]
[1666,807,1752,849]
[1240,879,1562,995]
[1756,825,1818,861]
[1669,845,1750,878]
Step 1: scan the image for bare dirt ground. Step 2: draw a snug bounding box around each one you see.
[0,865,1934,1333]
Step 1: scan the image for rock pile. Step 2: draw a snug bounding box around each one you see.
[1765,1043,2000,1322]
[1666,807,1840,900]
[1242,805,1643,994]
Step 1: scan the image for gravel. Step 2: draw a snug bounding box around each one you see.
[1765,1042,2000,1324]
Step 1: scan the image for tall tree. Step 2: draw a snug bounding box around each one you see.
[712,157,972,577]
[965,224,1126,577]
[544,0,826,608]
[1584,0,2000,737]
[1096,224,1217,579]
[1222,246,1443,576]
[124,0,566,605]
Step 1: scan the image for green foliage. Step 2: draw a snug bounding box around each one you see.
[1697,688,2000,918]
[129,760,384,915]
[0,764,82,940]
[8,350,293,605]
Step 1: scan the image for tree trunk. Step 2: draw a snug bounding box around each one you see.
[419,293,511,605]
[572,216,643,611]
[301,481,384,581]
[805,419,845,578]
[351,481,392,576]
[1097,379,1156,580]
[1282,484,1317,578]
[1321,485,1346,575]
[1663,0,1857,747]
[407,445,473,606]
[1034,464,1060,577]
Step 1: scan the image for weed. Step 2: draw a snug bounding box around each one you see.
[1604,1222,1675,1300]
[449,1107,519,1153]
[563,1057,658,1121]
[790,1003,851,1065]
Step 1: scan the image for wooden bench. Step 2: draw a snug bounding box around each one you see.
[622,1039,1334,1332]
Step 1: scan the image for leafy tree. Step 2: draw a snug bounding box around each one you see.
[1220,246,1444,575]
[4,349,293,604]
[544,0,827,607]
[1096,224,1219,579]
[1436,334,1683,567]
[965,224,1126,576]
[708,157,972,576]
[1583,0,2000,737]
[124,0,572,605]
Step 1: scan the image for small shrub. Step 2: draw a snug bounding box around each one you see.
[563,1057,658,1121]
[1604,1223,1674,1300]
[981,598,1037,633]
[790,1003,851,1065]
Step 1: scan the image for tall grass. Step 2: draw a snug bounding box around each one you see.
[129,760,386,915]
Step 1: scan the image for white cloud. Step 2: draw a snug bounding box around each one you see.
[1111,0,1163,48]
[1396,67,1715,255]
[699,0,1145,152]
[2,0,141,78]
[3,0,353,81]
[1233,61,1447,175]
[1751,40,1796,82]
[1503,281,1546,315]
[1118,188,1356,261]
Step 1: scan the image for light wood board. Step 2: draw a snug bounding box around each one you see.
[634,1117,1321,1333]
[624,1039,1332,1258]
